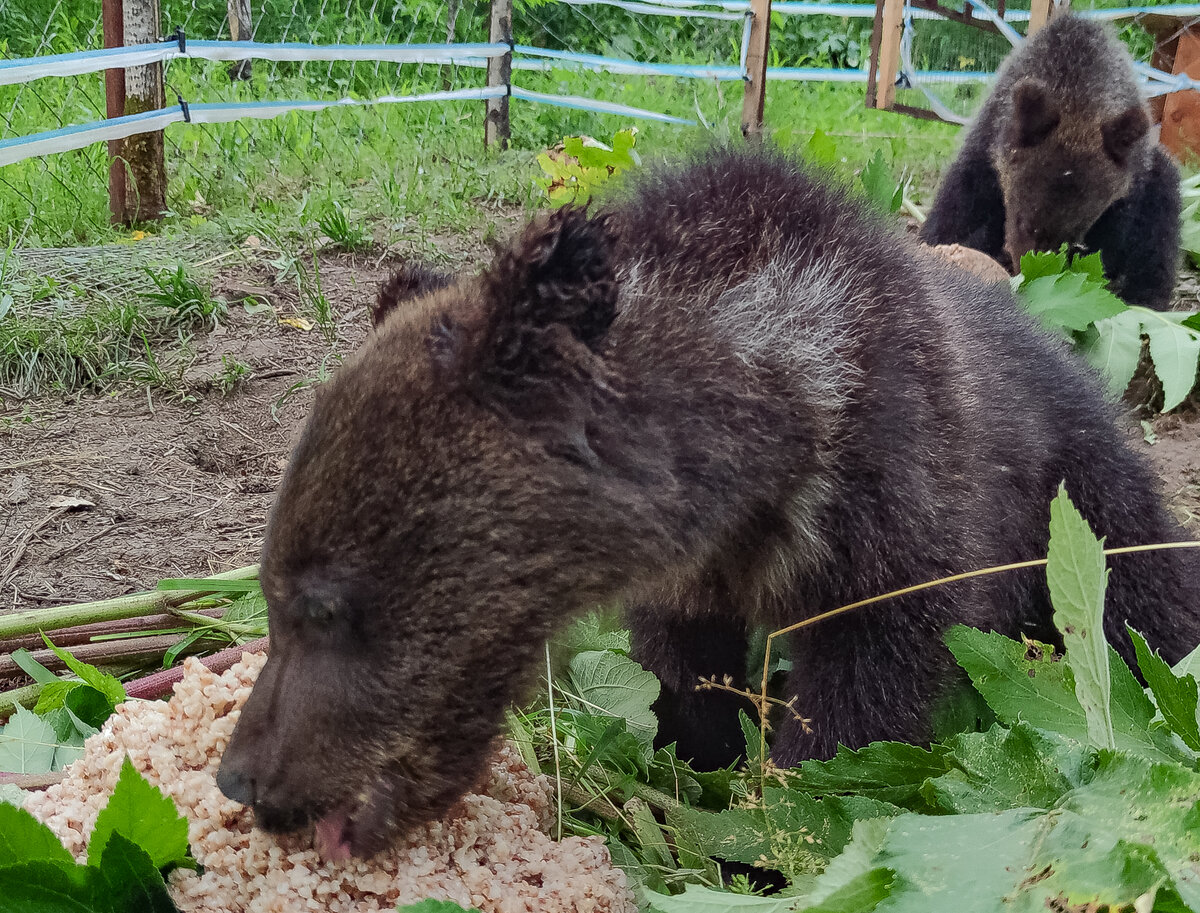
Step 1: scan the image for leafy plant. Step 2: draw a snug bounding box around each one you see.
[516,488,1200,913]
[143,264,226,331]
[537,129,640,206]
[317,201,372,253]
[858,150,905,215]
[0,757,190,913]
[1012,248,1200,411]
[213,354,249,396]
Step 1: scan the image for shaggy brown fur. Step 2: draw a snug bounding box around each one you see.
[920,16,1180,309]
[218,146,1200,859]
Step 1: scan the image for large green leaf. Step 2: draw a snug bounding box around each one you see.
[1145,320,1200,411]
[1047,485,1114,751]
[1018,272,1125,333]
[1080,312,1142,397]
[1131,627,1200,752]
[40,636,126,709]
[566,651,659,753]
[0,705,57,775]
[94,833,177,913]
[798,742,951,810]
[0,802,76,869]
[648,884,800,913]
[396,902,483,913]
[0,862,99,913]
[945,627,1181,762]
[87,757,189,871]
[922,724,1084,814]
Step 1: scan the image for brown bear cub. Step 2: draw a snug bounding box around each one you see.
[920,16,1180,309]
[217,147,1200,860]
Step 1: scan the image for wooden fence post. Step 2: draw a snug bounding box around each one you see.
[872,0,904,110]
[485,0,513,150]
[102,0,128,224]
[227,0,253,80]
[121,0,168,223]
[741,0,771,137]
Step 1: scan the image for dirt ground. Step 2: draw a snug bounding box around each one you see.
[1,240,1199,611]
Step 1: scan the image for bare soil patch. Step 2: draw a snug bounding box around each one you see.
[2,238,1199,611]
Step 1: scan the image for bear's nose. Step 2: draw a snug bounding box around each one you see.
[215,759,257,806]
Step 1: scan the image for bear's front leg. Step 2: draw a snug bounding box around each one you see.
[628,600,750,771]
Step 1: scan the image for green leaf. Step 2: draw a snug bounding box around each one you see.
[1018,272,1126,333]
[10,649,57,685]
[922,724,1084,813]
[87,756,189,871]
[566,650,659,753]
[1145,321,1200,411]
[798,741,951,810]
[555,610,631,656]
[806,868,894,913]
[33,680,86,715]
[804,817,891,910]
[945,627,1180,762]
[804,129,839,167]
[0,802,76,869]
[396,901,482,913]
[1017,248,1069,281]
[1080,312,1143,398]
[39,636,126,709]
[1182,312,1200,332]
[0,862,99,913]
[647,884,800,913]
[859,150,902,214]
[0,705,58,774]
[93,832,177,913]
[0,784,28,806]
[1047,484,1114,751]
[1173,641,1200,680]
[1130,627,1200,751]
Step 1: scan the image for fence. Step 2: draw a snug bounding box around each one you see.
[872,0,1200,138]
[5,0,1200,243]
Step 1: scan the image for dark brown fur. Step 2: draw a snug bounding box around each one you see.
[218,146,1200,858]
[920,16,1181,309]
[373,263,453,328]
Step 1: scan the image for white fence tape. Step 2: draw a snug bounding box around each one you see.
[0,88,505,167]
[0,40,510,87]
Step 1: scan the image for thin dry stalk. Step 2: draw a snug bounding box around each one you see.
[756,539,1200,764]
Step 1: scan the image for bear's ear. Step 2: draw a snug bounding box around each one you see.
[1102,105,1149,167]
[1009,79,1059,148]
[373,264,453,328]
[474,205,619,388]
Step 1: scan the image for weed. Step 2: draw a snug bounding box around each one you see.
[317,202,372,253]
[214,355,250,396]
[143,265,226,331]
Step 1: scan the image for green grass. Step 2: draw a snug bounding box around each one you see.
[0,4,961,395]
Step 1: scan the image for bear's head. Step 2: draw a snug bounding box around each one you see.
[994,77,1150,270]
[216,207,670,860]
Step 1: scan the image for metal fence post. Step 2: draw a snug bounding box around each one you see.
[122,0,168,223]
[486,0,513,150]
[741,0,771,137]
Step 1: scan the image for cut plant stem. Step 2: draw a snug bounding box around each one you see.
[0,634,225,679]
[0,608,224,655]
[123,635,270,700]
[0,683,41,719]
[0,564,259,640]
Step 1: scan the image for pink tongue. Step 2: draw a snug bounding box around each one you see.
[314,810,353,863]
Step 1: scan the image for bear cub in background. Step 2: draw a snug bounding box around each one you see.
[920,16,1180,309]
